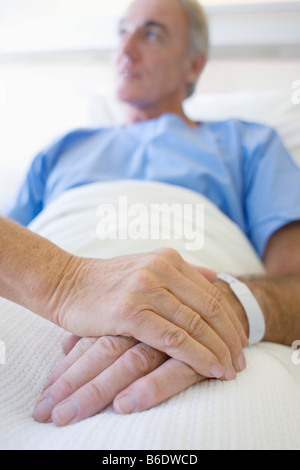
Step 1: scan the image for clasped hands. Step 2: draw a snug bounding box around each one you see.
[33,248,248,426]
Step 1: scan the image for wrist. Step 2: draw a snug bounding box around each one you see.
[0,217,77,325]
[215,276,285,345]
[45,251,83,328]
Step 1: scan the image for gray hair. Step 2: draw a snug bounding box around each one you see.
[177,0,209,98]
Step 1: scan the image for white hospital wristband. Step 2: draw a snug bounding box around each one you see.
[217,273,266,345]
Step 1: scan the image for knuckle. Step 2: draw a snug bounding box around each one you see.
[131,269,156,291]
[167,248,183,266]
[96,336,124,357]
[56,375,77,397]
[141,374,163,403]
[75,337,97,355]
[153,247,182,263]
[188,313,207,337]
[162,327,188,351]
[205,296,223,321]
[145,254,169,274]
[88,381,106,404]
[208,284,222,299]
[162,247,180,258]
[122,345,155,373]
[172,303,186,322]
[211,287,226,307]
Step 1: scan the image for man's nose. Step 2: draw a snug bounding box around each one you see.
[119,32,140,61]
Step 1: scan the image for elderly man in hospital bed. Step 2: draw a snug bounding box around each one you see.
[1,0,300,429]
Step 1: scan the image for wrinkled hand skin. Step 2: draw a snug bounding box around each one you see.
[53,248,247,381]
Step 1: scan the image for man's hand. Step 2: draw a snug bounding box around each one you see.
[33,335,207,426]
[53,248,248,379]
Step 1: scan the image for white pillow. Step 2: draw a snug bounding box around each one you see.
[88,91,300,166]
[184,91,300,167]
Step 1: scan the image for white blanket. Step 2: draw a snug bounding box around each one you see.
[0,181,300,450]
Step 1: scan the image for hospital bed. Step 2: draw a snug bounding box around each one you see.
[0,36,300,450]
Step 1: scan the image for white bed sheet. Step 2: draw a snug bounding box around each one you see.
[0,181,299,450]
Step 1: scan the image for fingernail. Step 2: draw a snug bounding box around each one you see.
[42,381,53,391]
[33,396,54,422]
[40,384,53,400]
[52,400,79,426]
[225,366,237,381]
[114,394,137,414]
[238,352,247,371]
[210,363,225,379]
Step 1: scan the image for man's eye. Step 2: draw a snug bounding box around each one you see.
[118,28,127,38]
[145,31,158,41]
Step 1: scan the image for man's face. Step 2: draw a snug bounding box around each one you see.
[114,0,192,110]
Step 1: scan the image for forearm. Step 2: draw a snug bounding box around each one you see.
[0,216,75,324]
[216,274,300,347]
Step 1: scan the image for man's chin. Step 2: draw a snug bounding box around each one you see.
[116,92,149,109]
[117,89,140,103]
[116,83,148,104]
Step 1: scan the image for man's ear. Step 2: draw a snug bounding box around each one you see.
[185,52,207,87]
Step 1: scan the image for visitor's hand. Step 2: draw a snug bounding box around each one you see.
[53,248,248,379]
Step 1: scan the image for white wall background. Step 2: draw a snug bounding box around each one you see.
[1,1,300,56]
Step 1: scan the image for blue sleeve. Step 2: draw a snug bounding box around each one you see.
[1,135,64,226]
[243,123,300,258]
[1,152,47,226]
[1,128,103,226]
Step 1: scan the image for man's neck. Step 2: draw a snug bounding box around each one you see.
[125,102,199,128]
